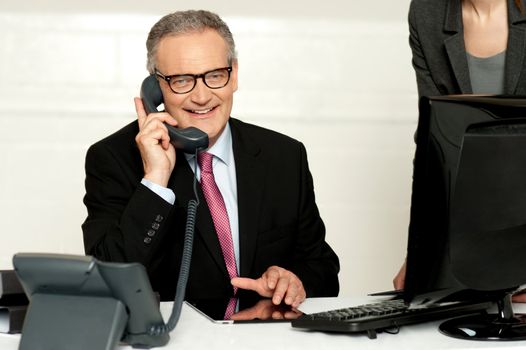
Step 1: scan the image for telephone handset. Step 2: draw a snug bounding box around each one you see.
[140,76,201,340]
[140,75,209,153]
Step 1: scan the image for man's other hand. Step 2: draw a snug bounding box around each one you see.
[231,266,306,308]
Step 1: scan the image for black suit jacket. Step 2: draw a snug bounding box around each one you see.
[82,118,340,301]
[409,0,526,98]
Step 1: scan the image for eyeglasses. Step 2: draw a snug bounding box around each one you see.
[155,67,233,94]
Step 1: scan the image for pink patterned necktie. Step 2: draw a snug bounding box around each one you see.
[198,152,238,319]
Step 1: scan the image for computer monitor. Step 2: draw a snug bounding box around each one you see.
[403,95,526,340]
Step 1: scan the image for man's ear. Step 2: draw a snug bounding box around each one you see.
[231,59,239,92]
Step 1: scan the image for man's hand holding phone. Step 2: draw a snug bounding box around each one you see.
[134,97,179,187]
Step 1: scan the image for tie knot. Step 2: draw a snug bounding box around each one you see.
[198,152,214,173]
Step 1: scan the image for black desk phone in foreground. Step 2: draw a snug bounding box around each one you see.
[13,253,170,349]
[140,75,209,153]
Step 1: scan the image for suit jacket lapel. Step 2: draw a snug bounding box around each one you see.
[506,0,526,94]
[168,152,229,278]
[444,0,472,94]
[230,119,265,277]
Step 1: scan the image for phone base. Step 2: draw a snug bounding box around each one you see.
[19,293,128,350]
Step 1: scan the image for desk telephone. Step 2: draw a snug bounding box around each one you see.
[140,75,209,153]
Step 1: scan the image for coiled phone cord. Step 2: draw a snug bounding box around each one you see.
[149,150,201,336]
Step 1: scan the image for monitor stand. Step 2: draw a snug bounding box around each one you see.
[439,293,526,340]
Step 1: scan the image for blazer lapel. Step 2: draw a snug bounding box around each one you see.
[444,0,472,94]
[230,119,266,277]
[505,0,526,94]
[168,152,229,278]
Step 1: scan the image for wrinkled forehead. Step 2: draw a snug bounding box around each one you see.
[156,29,230,73]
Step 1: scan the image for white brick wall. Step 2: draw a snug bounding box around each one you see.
[0,2,417,296]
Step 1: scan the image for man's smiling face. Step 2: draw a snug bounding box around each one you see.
[155,29,238,147]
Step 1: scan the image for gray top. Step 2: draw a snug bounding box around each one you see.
[466,51,506,94]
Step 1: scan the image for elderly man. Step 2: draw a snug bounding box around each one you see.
[82,10,339,312]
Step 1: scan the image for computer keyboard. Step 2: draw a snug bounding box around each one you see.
[291,298,492,339]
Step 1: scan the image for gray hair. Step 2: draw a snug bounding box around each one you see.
[146,10,237,74]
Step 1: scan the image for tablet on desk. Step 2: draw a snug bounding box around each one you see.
[185,298,303,324]
[368,289,404,298]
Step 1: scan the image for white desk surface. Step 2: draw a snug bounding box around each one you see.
[1,297,526,350]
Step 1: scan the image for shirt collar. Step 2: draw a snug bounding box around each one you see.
[185,122,232,166]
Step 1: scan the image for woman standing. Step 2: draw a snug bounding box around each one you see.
[394,0,526,301]
[409,0,526,98]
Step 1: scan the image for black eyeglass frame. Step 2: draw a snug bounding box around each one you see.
[155,67,233,94]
